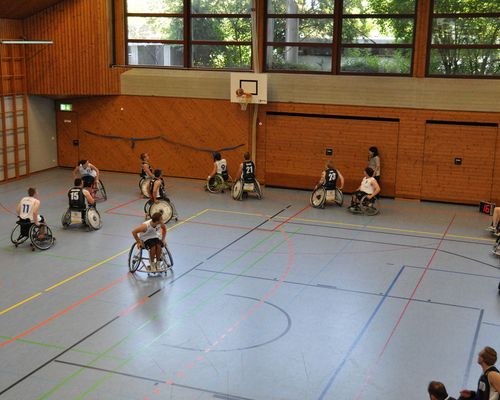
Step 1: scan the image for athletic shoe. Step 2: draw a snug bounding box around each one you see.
[487,225,496,232]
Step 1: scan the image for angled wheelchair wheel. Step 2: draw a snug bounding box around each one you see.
[310,187,326,209]
[149,200,173,223]
[360,195,379,216]
[334,188,344,207]
[255,180,263,199]
[139,177,152,198]
[207,174,224,193]
[86,208,102,230]
[232,180,243,200]
[11,223,29,246]
[144,200,153,216]
[128,243,143,273]
[94,180,107,202]
[161,245,174,269]
[30,224,55,250]
[61,209,71,229]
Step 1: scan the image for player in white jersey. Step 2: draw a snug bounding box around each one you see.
[16,187,43,224]
[349,167,380,210]
[208,152,229,182]
[73,159,99,188]
[132,212,167,271]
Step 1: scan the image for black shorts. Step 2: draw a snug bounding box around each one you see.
[82,175,95,187]
[144,238,162,250]
[355,191,369,200]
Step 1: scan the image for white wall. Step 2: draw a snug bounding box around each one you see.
[28,96,58,172]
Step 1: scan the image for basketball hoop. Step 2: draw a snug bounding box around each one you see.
[235,88,253,111]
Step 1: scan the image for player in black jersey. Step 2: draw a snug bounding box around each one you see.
[236,152,256,183]
[459,346,500,400]
[68,178,95,211]
[315,162,344,191]
[140,153,154,179]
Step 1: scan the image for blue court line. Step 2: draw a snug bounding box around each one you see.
[317,265,405,400]
[482,321,500,328]
[405,265,500,279]
[462,309,484,387]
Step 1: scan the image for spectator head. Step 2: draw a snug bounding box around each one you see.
[369,146,379,157]
[244,152,251,161]
[213,152,221,161]
[28,187,37,197]
[154,169,162,178]
[74,178,82,186]
[427,381,448,400]
[365,167,375,177]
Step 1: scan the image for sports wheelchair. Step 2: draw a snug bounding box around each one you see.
[144,198,178,223]
[10,218,55,251]
[61,206,102,231]
[207,173,232,194]
[139,177,152,198]
[347,194,379,216]
[231,178,262,200]
[128,242,173,276]
[90,180,107,202]
[310,187,343,209]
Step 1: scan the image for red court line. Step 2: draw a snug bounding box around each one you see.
[272,205,311,232]
[0,274,129,348]
[104,197,144,214]
[355,213,457,399]
[107,210,145,218]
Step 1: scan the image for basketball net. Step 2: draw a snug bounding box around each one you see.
[237,92,253,111]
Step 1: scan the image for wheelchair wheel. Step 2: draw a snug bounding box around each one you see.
[30,224,55,250]
[149,200,173,223]
[207,175,224,193]
[128,243,143,273]
[10,224,29,246]
[143,200,153,216]
[139,177,152,198]
[232,180,243,200]
[255,180,263,199]
[334,188,344,207]
[61,209,71,229]
[310,187,326,208]
[86,208,102,230]
[161,245,174,269]
[94,180,107,202]
[360,195,379,216]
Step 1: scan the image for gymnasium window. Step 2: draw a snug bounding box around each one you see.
[125,0,252,69]
[428,0,500,77]
[265,0,417,75]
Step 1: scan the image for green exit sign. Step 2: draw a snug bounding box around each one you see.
[60,103,73,111]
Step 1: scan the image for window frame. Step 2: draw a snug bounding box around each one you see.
[263,0,419,76]
[124,1,253,70]
[426,0,500,79]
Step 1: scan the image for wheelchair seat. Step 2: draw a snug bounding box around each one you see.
[231,178,262,201]
[310,187,343,209]
[11,219,55,250]
[62,206,102,230]
[128,242,174,276]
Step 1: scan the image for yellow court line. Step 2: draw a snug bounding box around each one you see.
[0,293,43,317]
[206,208,493,243]
[0,208,210,317]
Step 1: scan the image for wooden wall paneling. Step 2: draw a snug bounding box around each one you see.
[0,18,23,39]
[421,123,498,204]
[60,96,250,179]
[24,0,124,95]
[264,114,399,194]
[489,127,500,204]
[413,0,431,77]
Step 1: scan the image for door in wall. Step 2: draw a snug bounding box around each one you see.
[421,122,497,204]
[56,111,79,167]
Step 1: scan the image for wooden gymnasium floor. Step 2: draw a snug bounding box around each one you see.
[0,168,499,400]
